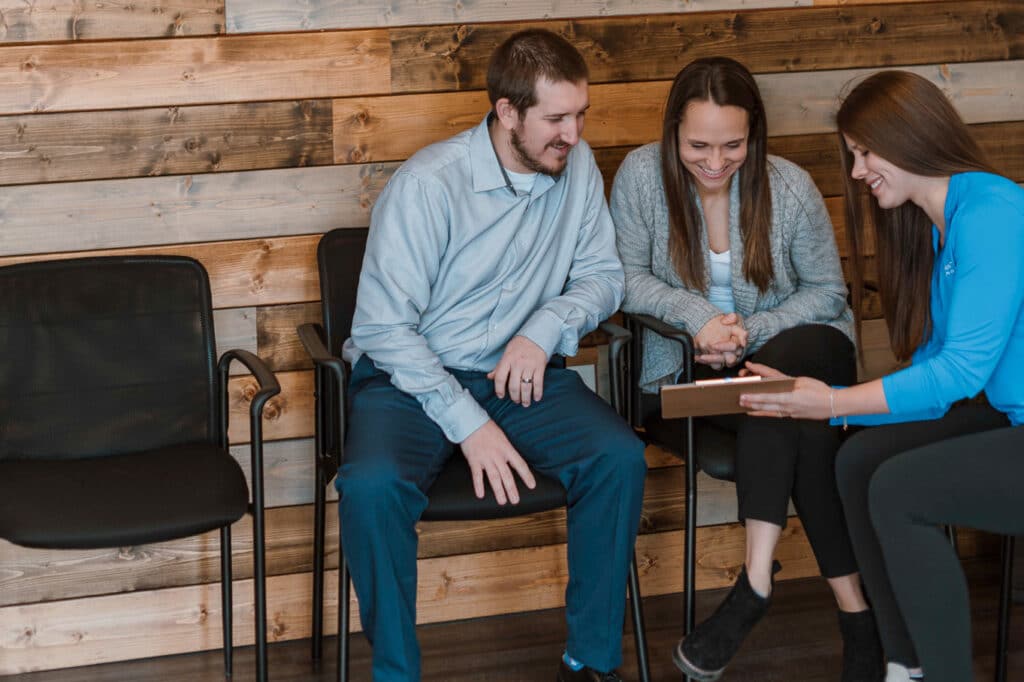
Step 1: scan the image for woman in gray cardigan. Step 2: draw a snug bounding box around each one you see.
[611,58,881,681]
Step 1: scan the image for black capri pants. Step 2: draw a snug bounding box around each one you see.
[646,323,860,579]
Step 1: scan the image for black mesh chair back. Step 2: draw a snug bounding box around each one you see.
[0,255,279,682]
[0,257,217,460]
[302,227,650,681]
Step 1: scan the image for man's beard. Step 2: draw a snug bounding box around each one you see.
[510,125,566,177]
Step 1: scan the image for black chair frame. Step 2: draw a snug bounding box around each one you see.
[300,229,651,682]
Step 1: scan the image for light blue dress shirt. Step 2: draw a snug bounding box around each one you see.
[343,115,624,443]
[841,172,1024,426]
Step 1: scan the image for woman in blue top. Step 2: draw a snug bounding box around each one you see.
[741,70,1024,682]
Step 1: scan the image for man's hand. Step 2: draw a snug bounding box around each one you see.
[694,313,748,369]
[460,420,537,504]
[487,335,548,407]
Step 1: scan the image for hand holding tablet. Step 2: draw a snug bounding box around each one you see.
[661,375,796,418]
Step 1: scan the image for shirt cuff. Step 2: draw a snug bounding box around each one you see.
[419,387,491,444]
[516,309,565,359]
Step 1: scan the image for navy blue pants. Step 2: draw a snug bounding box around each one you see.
[337,357,647,681]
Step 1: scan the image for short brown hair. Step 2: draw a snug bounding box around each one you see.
[836,70,995,360]
[486,29,589,114]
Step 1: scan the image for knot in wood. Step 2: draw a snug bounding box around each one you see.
[263,399,282,421]
[868,17,884,34]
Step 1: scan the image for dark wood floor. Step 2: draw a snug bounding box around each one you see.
[10,558,1021,681]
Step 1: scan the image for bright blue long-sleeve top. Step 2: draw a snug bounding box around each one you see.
[844,172,1024,427]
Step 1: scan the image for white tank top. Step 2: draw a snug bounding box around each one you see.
[708,249,734,313]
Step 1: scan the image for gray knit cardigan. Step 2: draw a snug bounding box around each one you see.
[610,142,854,389]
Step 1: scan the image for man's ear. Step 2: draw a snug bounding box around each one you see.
[494,98,521,131]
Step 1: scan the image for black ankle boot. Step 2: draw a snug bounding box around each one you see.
[838,609,885,682]
[672,565,775,681]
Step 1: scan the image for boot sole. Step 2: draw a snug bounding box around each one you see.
[672,644,725,682]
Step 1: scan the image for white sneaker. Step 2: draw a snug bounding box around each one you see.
[886,663,912,682]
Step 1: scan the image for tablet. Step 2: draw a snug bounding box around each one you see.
[660,376,796,418]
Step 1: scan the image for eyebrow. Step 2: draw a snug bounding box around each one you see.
[544,104,591,118]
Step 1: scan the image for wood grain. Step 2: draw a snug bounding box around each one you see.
[0,30,388,115]
[225,0,811,34]
[0,100,334,186]
[0,0,225,43]
[227,369,313,444]
[337,64,1024,165]
[0,235,323,309]
[389,2,1024,92]
[0,164,390,257]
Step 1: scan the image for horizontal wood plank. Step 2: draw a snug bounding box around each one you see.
[0,0,225,43]
[389,2,1024,93]
[0,31,388,115]
[0,235,323,308]
[0,165,388,257]
[225,0,811,34]
[0,100,334,186]
[337,63,1024,165]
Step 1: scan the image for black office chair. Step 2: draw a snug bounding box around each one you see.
[298,227,651,682]
[0,256,279,682]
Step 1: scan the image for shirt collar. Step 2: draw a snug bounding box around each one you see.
[469,113,560,198]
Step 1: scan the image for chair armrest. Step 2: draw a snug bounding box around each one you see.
[598,320,632,417]
[297,322,349,382]
[625,313,695,379]
[218,349,281,418]
[217,349,281,516]
[625,313,695,357]
[297,322,348,466]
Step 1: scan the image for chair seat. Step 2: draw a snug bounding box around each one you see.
[422,452,567,521]
[642,415,738,482]
[0,442,249,549]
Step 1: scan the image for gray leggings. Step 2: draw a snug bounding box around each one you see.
[836,404,1024,681]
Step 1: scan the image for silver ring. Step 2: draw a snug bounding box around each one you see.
[521,377,533,384]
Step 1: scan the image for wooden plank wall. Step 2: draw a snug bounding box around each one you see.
[1,0,1020,673]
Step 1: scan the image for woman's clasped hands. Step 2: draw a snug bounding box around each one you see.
[694,312,748,369]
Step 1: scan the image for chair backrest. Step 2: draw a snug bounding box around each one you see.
[317,228,370,357]
[0,256,219,460]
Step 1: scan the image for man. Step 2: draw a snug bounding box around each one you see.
[340,29,647,681]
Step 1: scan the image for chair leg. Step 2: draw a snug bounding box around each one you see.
[253,507,268,682]
[627,553,651,682]
[996,535,1014,682]
[338,551,351,682]
[683,417,697,682]
[312,473,327,661]
[220,526,234,677]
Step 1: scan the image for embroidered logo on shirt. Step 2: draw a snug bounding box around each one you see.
[944,260,955,277]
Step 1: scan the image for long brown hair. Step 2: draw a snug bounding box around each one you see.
[836,70,996,360]
[661,57,773,292]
